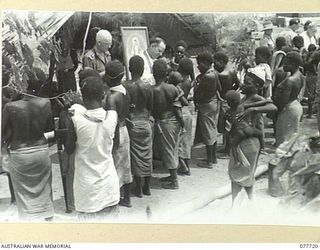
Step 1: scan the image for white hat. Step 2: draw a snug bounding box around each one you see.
[261,20,276,31]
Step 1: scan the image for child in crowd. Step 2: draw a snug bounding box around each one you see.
[168,71,188,130]
[253,46,273,99]
[225,90,262,147]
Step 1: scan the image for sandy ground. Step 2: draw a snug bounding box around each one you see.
[0,109,319,225]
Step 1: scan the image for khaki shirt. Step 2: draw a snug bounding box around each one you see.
[260,34,275,50]
[83,48,111,73]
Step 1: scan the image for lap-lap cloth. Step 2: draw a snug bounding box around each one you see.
[275,100,303,147]
[113,125,133,187]
[8,144,54,220]
[156,113,181,170]
[194,98,218,146]
[127,117,153,177]
[304,73,317,100]
[178,106,193,159]
[217,100,229,134]
[228,137,260,187]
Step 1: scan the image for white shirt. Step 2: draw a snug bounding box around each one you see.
[72,108,120,213]
[300,31,317,50]
[141,50,156,85]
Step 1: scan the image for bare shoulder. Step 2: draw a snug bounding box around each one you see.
[165,83,179,93]
[137,79,151,89]
[2,101,16,114]
[204,70,218,80]
[286,75,301,86]
[32,97,51,108]
[251,94,265,102]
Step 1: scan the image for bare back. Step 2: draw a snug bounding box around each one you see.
[152,82,179,120]
[275,70,304,111]
[105,90,130,124]
[178,78,192,99]
[218,67,240,99]
[123,79,153,118]
[2,96,53,149]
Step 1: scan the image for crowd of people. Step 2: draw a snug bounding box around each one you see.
[2,17,320,221]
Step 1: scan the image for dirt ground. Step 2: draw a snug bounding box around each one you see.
[0,109,319,225]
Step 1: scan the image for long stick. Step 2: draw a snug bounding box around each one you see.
[57,138,71,213]
[81,12,92,62]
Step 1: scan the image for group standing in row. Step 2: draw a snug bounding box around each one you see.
[2,18,320,220]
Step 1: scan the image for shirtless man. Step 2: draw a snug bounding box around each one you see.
[2,78,54,221]
[123,55,153,198]
[105,60,133,207]
[152,59,183,189]
[274,51,304,146]
[194,52,221,168]
[213,51,240,155]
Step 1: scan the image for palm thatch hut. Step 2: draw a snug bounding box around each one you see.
[2,11,219,92]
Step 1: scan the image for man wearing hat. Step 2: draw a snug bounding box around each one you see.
[83,29,113,76]
[260,20,276,50]
[277,18,300,47]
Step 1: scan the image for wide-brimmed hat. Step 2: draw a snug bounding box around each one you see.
[261,20,276,31]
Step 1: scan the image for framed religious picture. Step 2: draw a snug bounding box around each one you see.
[120,26,149,79]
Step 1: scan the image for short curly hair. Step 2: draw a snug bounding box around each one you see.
[197,52,213,66]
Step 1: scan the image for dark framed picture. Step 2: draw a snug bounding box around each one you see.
[120,26,149,79]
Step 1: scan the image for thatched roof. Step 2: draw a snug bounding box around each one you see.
[143,13,216,53]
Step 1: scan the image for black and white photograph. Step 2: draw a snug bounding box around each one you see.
[1,10,320,226]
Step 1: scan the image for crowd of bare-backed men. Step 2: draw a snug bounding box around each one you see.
[2,18,320,221]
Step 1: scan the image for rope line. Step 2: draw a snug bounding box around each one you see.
[2,85,74,100]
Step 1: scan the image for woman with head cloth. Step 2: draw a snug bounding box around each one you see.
[227,70,277,204]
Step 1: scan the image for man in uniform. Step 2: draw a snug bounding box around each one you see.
[260,20,276,51]
[2,78,54,221]
[83,29,112,76]
[194,52,221,169]
[141,37,166,85]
